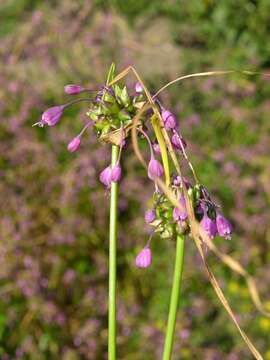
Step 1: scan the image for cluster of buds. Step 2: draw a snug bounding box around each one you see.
[136,178,232,268]
[35,66,232,270]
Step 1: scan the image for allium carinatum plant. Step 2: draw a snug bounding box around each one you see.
[35,65,269,360]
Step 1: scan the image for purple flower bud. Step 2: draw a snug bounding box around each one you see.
[64,84,84,95]
[173,196,187,221]
[171,133,187,150]
[111,164,121,182]
[148,158,164,180]
[200,213,217,239]
[216,213,232,239]
[135,247,152,268]
[42,105,64,126]
[99,166,112,187]
[67,136,81,153]
[135,82,143,93]
[162,109,177,130]
[144,209,156,224]
[152,142,161,155]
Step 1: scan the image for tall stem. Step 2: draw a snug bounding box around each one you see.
[108,144,119,360]
[162,234,185,360]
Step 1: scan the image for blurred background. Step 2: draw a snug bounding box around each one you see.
[0,1,270,359]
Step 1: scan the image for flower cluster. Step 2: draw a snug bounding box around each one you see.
[35,67,232,270]
[136,179,232,268]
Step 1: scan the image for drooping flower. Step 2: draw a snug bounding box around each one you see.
[162,109,177,130]
[111,164,122,183]
[200,212,217,239]
[67,136,81,153]
[144,209,156,224]
[64,84,84,95]
[216,213,232,239]
[99,166,112,187]
[148,158,164,180]
[135,247,152,268]
[173,196,187,221]
[171,132,187,150]
[41,105,64,126]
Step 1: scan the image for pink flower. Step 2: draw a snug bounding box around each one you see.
[67,137,81,152]
[64,84,84,95]
[173,196,187,221]
[41,105,64,126]
[111,164,121,182]
[144,209,156,224]
[99,166,112,187]
[153,142,161,155]
[200,213,217,239]
[162,109,177,130]
[135,248,152,268]
[216,213,232,239]
[171,132,187,150]
[135,82,143,93]
[148,158,164,180]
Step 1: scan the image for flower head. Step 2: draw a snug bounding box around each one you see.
[144,209,156,224]
[64,84,84,95]
[111,164,122,183]
[162,109,177,130]
[135,247,152,268]
[200,212,217,239]
[216,213,232,239]
[67,136,81,153]
[148,158,164,180]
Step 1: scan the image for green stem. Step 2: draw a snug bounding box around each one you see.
[162,234,185,360]
[108,144,119,360]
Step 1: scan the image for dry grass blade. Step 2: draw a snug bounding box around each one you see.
[154,69,270,97]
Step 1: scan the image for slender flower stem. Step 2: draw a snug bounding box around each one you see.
[162,234,185,360]
[108,144,119,360]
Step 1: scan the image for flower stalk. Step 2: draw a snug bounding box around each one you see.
[162,234,185,360]
[108,144,119,360]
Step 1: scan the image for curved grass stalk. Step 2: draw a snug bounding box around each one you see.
[162,235,185,360]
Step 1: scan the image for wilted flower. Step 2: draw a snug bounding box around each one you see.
[64,84,84,95]
[216,213,232,239]
[162,109,177,130]
[135,247,152,268]
[148,158,164,180]
[67,136,81,153]
[144,209,156,224]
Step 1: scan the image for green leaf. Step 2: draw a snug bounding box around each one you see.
[106,63,116,85]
